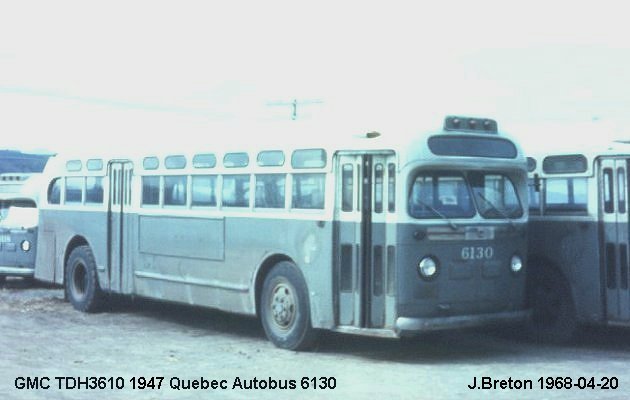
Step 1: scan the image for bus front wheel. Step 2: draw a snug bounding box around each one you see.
[260,262,318,351]
[65,245,104,313]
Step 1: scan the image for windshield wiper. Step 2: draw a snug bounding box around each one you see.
[415,199,458,230]
[475,192,516,230]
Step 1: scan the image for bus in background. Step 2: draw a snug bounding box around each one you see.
[527,141,630,341]
[34,117,529,350]
[0,173,42,284]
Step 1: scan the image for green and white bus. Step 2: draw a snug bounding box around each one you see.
[34,117,529,350]
[527,141,630,341]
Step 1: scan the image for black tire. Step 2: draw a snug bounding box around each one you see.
[65,245,104,313]
[260,261,318,351]
[0,275,6,285]
[528,266,577,343]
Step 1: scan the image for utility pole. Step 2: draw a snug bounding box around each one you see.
[267,98,323,120]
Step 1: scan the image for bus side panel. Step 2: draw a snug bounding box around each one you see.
[34,229,56,282]
[137,215,225,260]
[131,215,334,328]
[529,218,603,323]
[35,209,108,286]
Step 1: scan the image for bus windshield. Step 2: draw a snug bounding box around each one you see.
[408,172,523,219]
[468,172,523,218]
[408,173,475,219]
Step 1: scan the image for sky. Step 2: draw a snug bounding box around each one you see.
[1,1,630,154]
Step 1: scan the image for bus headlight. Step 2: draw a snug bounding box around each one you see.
[510,255,523,273]
[21,240,31,252]
[418,256,439,280]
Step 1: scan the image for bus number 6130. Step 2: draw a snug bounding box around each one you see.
[461,246,494,260]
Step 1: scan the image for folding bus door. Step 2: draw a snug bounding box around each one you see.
[108,160,134,294]
[334,152,396,329]
[600,158,630,322]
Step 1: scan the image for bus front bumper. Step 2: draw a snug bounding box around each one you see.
[395,309,531,334]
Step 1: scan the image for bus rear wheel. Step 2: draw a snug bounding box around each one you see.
[260,262,318,351]
[65,245,104,313]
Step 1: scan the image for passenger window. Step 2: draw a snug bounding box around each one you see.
[255,174,286,208]
[292,174,325,209]
[374,163,383,213]
[257,151,285,167]
[545,177,588,213]
[223,153,249,168]
[85,177,104,204]
[143,157,159,170]
[388,163,396,212]
[618,168,626,214]
[142,176,160,206]
[291,149,326,168]
[165,155,187,169]
[341,164,353,212]
[86,159,103,171]
[193,154,216,169]
[603,169,613,213]
[191,175,217,207]
[48,178,61,205]
[222,175,250,207]
[164,176,187,206]
[66,160,82,172]
[65,177,83,203]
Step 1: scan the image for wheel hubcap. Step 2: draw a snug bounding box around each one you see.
[270,283,296,330]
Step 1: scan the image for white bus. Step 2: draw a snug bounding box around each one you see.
[527,141,630,341]
[34,117,529,350]
[0,173,42,283]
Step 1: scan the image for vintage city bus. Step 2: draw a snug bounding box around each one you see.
[0,173,42,283]
[34,117,529,350]
[527,141,630,341]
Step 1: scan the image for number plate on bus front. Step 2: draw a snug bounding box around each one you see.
[464,226,494,240]
[461,246,494,260]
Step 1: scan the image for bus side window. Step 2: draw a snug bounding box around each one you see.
[603,169,614,213]
[222,175,250,207]
[65,177,83,204]
[142,176,160,206]
[292,173,325,209]
[618,167,626,213]
[191,175,217,207]
[255,174,285,208]
[341,164,353,212]
[85,177,104,204]
[545,177,588,213]
[374,163,383,213]
[388,163,395,212]
[48,178,61,205]
[164,176,187,206]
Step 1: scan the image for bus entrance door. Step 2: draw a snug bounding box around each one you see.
[335,152,395,330]
[107,161,134,294]
[600,158,630,322]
